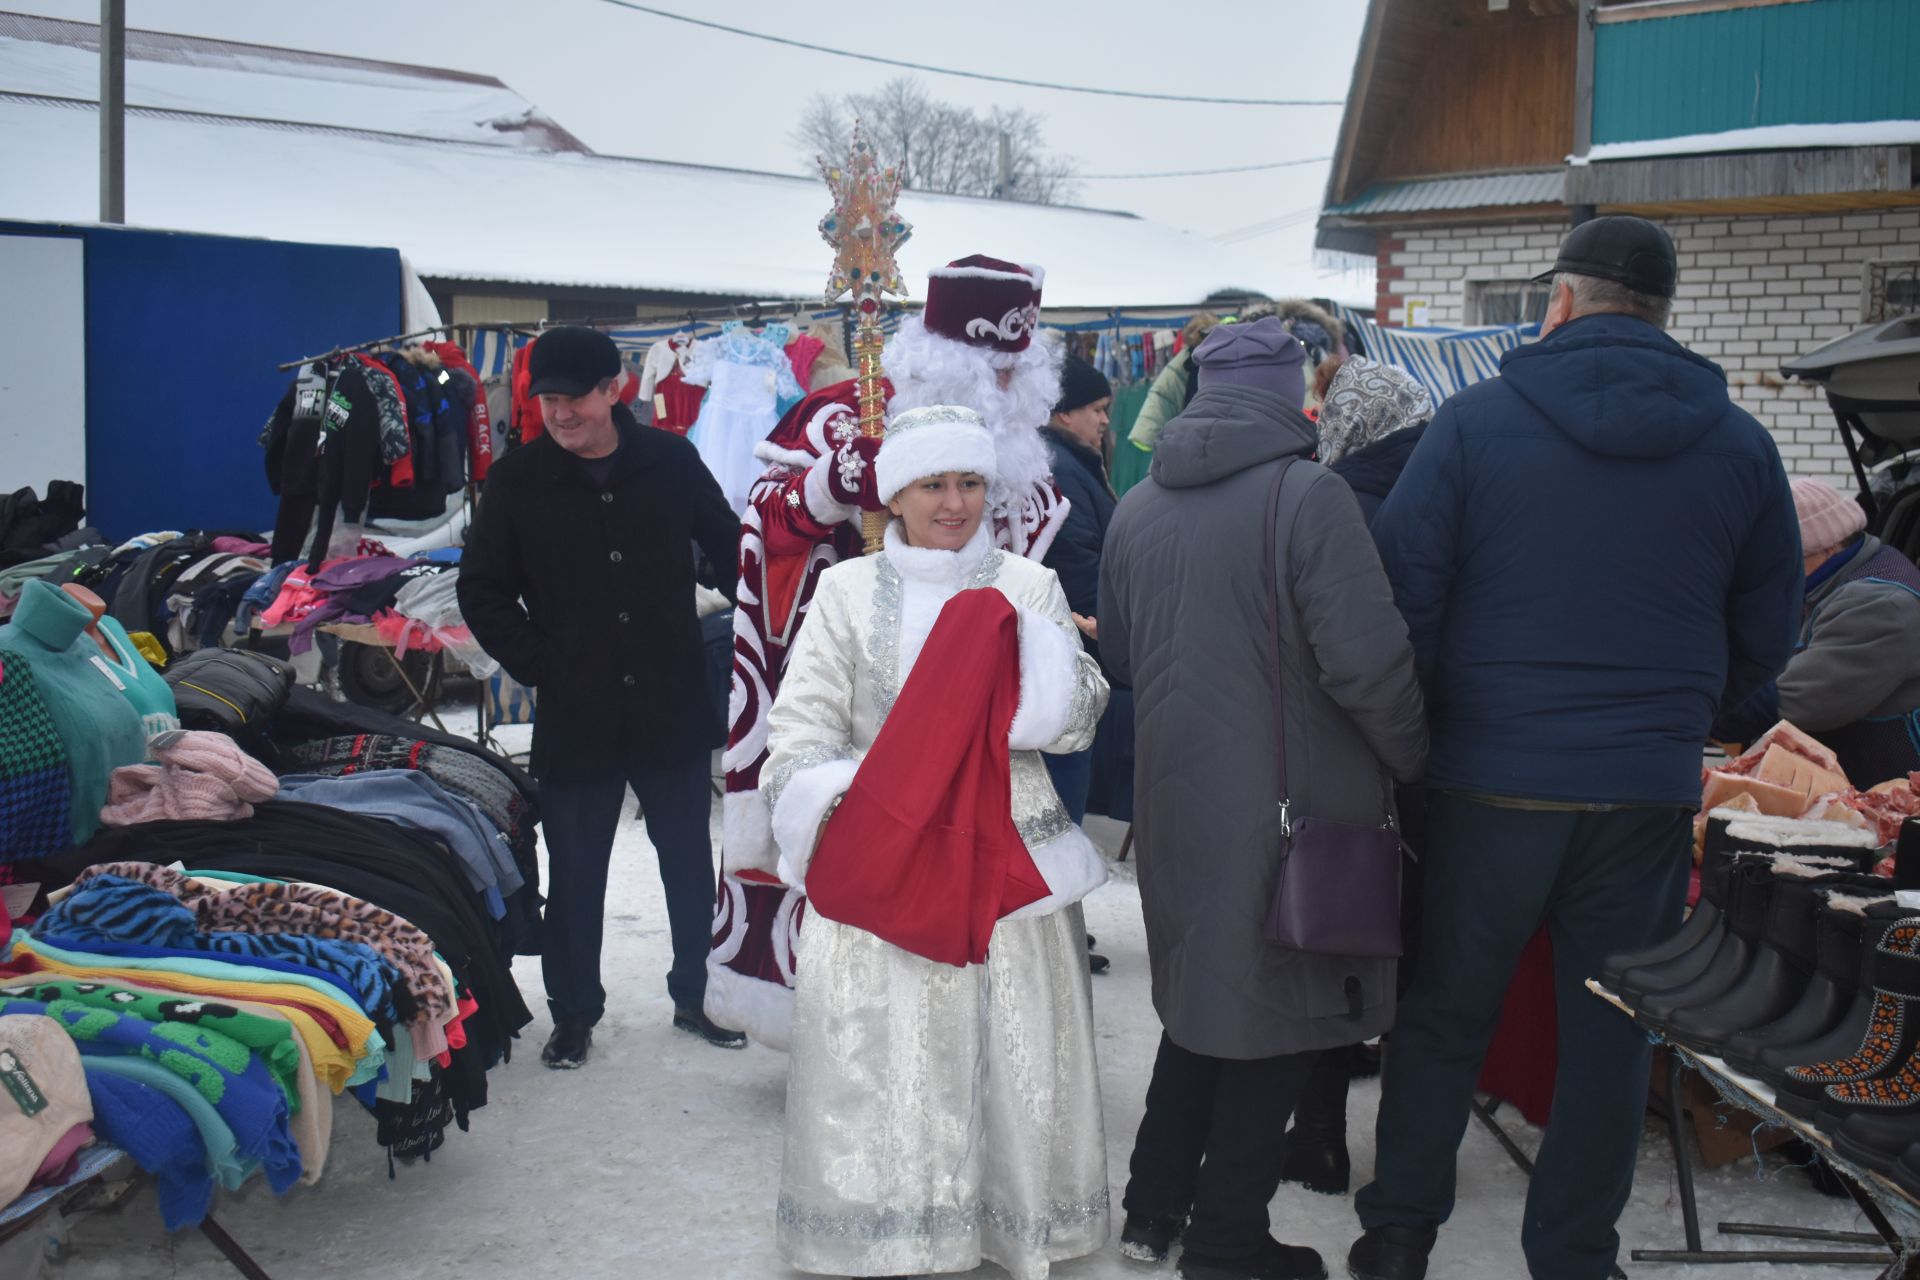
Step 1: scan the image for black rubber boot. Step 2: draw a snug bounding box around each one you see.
[1179,1236,1325,1280]
[1120,1212,1186,1264]
[1604,813,1741,998]
[1723,891,1878,1076]
[1637,857,1775,1027]
[1665,869,1827,1054]
[1831,1108,1920,1173]
[1346,1224,1437,1280]
[1279,1049,1352,1196]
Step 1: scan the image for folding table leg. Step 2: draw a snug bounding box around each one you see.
[198,1216,273,1280]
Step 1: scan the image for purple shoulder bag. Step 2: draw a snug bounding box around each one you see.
[1260,457,1406,958]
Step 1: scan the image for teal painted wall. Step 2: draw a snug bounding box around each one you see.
[1592,0,1920,144]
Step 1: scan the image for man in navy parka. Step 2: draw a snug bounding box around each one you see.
[1350,217,1802,1280]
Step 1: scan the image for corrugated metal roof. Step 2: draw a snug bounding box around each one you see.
[1322,169,1565,216]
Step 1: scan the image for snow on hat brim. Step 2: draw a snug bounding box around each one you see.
[877,405,998,505]
[1791,478,1868,556]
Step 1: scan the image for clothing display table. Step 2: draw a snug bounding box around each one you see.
[1590,978,1920,1276]
[0,1147,279,1279]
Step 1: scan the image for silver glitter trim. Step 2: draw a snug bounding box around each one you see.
[868,556,905,720]
[776,1189,1110,1250]
[763,742,855,816]
[1017,804,1073,848]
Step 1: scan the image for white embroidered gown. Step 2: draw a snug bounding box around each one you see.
[764,521,1111,1278]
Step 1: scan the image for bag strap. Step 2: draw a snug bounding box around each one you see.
[1262,456,1299,836]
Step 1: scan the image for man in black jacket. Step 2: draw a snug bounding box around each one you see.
[1040,355,1116,823]
[459,327,743,1067]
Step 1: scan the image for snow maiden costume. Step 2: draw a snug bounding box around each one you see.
[709,256,1073,1048]
[766,405,1110,1278]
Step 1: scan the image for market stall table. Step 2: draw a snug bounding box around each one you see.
[1589,978,1920,1276]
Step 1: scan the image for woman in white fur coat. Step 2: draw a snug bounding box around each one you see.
[764,404,1112,1279]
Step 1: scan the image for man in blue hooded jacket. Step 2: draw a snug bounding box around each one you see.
[1348,217,1802,1280]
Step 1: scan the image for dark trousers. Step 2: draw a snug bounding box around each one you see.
[537,752,717,1026]
[1043,747,1093,824]
[1355,793,1691,1280]
[1123,1034,1321,1258]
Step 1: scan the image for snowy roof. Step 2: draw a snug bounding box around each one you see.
[0,10,588,152]
[1573,121,1920,165]
[0,93,1272,308]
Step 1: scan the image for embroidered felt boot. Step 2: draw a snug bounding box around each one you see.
[1723,891,1885,1077]
[1774,916,1920,1121]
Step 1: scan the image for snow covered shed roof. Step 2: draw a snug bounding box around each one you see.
[0,9,589,151]
[0,93,1269,309]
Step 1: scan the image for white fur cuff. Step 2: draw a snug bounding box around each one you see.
[803,455,858,526]
[876,413,997,505]
[1002,825,1109,921]
[1008,606,1081,751]
[771,757,861,889]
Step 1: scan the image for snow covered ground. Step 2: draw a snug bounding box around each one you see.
[41,739,1903,1279]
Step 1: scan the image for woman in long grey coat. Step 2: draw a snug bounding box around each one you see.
[1098,317,1427,1280]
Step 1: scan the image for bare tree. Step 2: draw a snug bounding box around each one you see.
[795,78,1081,205]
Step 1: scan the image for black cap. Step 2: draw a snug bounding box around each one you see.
[1531,215,1677,299]
[527,326,622,397]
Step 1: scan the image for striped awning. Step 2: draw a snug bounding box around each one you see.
[1333,305,1538,402]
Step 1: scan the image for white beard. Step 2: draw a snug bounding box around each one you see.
[884,317,1062,516]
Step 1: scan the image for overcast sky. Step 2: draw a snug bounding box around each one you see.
[11,0,1372,301]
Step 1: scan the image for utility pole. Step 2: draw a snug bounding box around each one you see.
[99,0,125,223]
[995,129,1011,200]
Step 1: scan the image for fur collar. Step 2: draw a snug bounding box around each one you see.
[882,518,993,587]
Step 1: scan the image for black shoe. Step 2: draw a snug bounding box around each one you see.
[1119,1212,1185,1263]
[674,1006,747,1049]
[1346,1224,1437,1280]
[541,1021,592,1069]
[1179,1236,1325,1280]
[1090,951,1112,975]
[1278,1128,1351,1195]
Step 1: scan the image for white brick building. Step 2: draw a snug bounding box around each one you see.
[1318,0,1920,485]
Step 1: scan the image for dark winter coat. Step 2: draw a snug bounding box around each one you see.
[1373,313,1802,808]
[1327,422,1426,526]
[458,403,740,781]
[1100,383,1428,1060]
[1779,536,1920,786]
[1040,427,1117,671]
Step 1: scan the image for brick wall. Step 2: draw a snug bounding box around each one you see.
[1373,209,1920,482]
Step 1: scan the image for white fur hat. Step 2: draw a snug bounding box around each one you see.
[876,405,998,505]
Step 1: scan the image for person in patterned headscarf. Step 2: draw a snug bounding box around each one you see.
[1315,356,1435,525]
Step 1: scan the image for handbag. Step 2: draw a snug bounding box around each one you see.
[1259,457,1406,958]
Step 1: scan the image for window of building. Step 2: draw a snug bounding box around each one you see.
[1864,260,1920,324]
[1469,280,1553,326]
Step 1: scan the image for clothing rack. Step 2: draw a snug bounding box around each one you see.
[275,326,448,373]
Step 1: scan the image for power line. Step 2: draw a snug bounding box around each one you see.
[597,1,1346,107]
[1212,206,1324,245]
[1082,156,1332,180]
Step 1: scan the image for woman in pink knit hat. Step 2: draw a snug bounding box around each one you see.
[1772,478,1920,785]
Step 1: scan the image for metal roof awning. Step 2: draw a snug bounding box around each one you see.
[1322,169,1566,218]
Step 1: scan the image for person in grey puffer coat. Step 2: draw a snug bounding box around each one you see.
[1099,316,1428,1280]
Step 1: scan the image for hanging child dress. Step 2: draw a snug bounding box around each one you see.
[684,322,804,515]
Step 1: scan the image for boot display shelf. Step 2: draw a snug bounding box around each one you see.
[1589,978,1920,1277]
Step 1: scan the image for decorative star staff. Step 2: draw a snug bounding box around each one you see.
[818,126,912,554]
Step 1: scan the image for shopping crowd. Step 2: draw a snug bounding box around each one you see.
[451,214,1918,1280]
